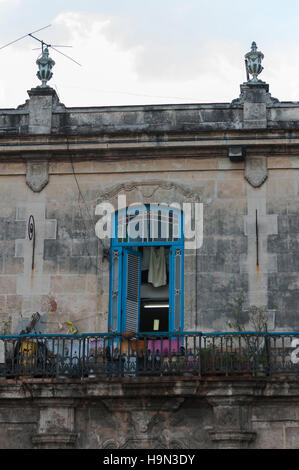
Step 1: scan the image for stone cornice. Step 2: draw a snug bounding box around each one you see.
[1,129,299,160]
[1,376,299,401]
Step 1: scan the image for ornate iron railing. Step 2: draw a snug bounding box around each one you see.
[0,332,299,379]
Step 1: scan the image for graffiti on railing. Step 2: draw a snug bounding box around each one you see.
[291,339,299,364]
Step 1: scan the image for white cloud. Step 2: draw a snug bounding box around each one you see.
[50,11,142,106]
[0,10,247,108]
[0,0,21,6]
[1,9,299,109]
[38,11,245,106]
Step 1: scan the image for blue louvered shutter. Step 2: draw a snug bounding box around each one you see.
[109,248,122,332]
[170,246,183,332]
[122,249,141,332]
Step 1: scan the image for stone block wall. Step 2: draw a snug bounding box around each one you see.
[0,152,299,333]
[1,376,299,449]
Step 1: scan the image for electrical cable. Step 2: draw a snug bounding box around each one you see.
[62,84,200,102]
[67,136,110,273]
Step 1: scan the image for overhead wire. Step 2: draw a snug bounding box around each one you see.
[63,84,200,102]
[67,136,110,274]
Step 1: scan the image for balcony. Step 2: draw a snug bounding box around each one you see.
[0,331,299,379]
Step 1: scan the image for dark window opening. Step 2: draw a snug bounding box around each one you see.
[139,246,169,333]
[139,300,169,333]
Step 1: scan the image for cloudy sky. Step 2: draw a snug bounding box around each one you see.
[0,0,298,108]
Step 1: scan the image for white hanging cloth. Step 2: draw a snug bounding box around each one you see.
[148,246,167,287]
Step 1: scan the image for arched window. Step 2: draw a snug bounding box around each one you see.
[109,205,184,334]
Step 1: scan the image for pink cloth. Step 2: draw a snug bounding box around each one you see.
[147,339,182,354]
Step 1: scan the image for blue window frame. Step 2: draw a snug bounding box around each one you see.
[109,205,184,334]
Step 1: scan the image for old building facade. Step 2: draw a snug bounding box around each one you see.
[1,44,299,449]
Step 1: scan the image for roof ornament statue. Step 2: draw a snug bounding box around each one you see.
[245,42,264,83]
[36,46,55,88]
[0,25,81,89]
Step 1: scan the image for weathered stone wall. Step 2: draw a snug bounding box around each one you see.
[1,376,299,449]
[1,153,299,333]
[1,82,299,334]
[1,81,299,449]
[267,161,299,330]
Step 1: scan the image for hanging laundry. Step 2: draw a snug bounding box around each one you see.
[148,246,167,287]
[142,246,151,271]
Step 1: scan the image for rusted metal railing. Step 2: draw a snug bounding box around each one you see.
[0,332,299,379]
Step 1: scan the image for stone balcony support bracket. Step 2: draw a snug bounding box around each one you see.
[206,396,257,449]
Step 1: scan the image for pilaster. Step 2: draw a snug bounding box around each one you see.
[207,396,256,449]
[31,401,78,449]
[27,87,59,134]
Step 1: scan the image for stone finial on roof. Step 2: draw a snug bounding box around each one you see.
[36,47,55,88]
[245,41,264,83]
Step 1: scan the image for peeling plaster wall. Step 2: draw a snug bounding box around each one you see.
[1,86,299,449]
[0,154,299,333]
[1,82,299,334]
[1,377,299,449]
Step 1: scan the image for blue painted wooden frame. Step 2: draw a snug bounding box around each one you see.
[109,205,184,334]
[108,246,123,333]
[169,245,184,333]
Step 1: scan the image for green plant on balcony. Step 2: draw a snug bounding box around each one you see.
[226,291,271,374]
[0,315,12,335]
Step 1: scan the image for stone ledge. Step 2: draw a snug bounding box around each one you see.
[1,375,299,401]
[27,87,58,98]
[209,430,256,449]
[31,432,77,449]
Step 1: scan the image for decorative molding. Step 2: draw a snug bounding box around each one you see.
[102,397,184,412]
[31,433,77,449]
[130,410,165,437]
[120,437,167,449]
[96,180,199,204]
[100,398,187,449]
[102,439,120,449]
[99,433,190,450]
[209,431,256,449]
[245,155,268,187]
[26,160,49,192]
[167,439,189,449]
